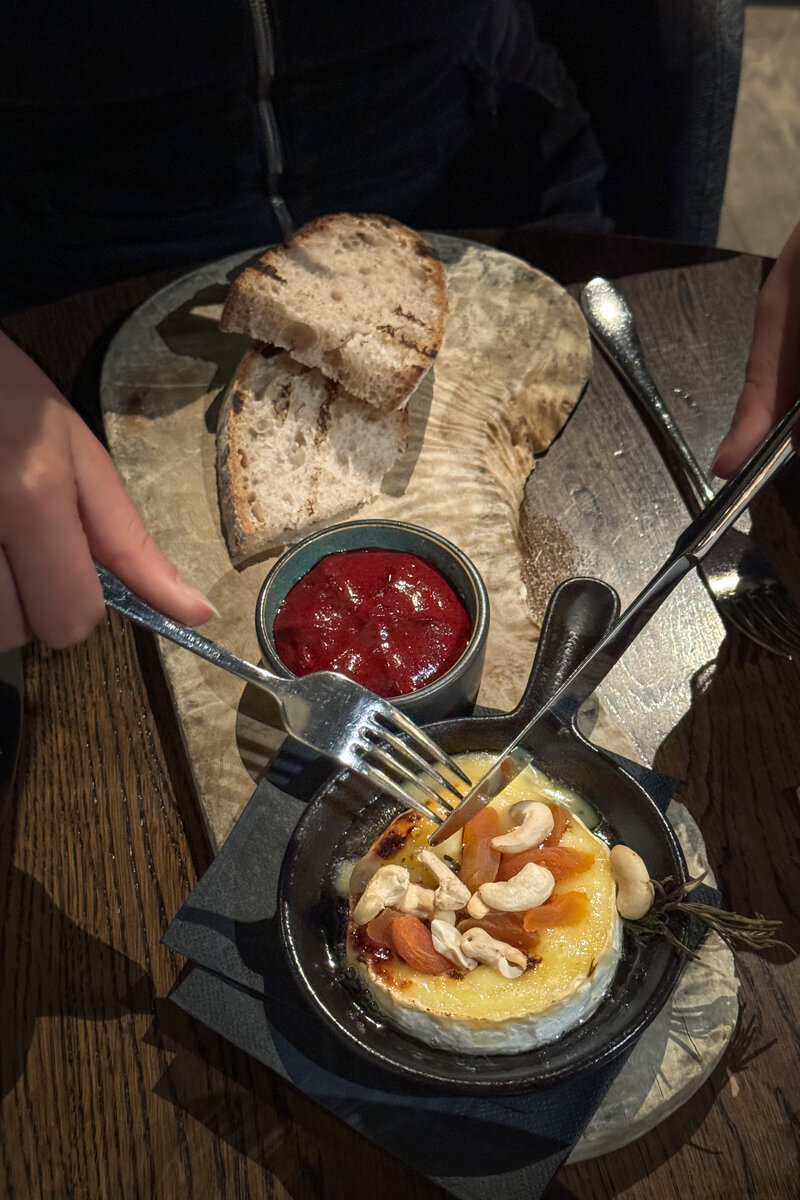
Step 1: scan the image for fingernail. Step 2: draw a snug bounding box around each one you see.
[177,578,222,620]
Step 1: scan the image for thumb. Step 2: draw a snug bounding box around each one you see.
[714,217,800,478]
[712,378,777,479]
[70,417,219,626]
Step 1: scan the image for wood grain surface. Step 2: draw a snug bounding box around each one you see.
[1,230,799,1200]
[98,235,594,848]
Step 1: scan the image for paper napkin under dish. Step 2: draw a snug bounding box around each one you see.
[163,756,719,1200]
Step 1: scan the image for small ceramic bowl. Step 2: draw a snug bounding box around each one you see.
[255,519,490,723]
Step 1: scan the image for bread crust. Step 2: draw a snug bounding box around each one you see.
[216,347,408,563]
[220,213,447,412]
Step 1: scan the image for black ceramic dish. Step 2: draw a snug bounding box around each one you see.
[279,578,690,1094]
[255,519,490,723]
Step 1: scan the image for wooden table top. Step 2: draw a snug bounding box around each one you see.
[1,229,798,1200]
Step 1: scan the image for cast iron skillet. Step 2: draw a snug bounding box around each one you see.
[279,578,689,1093]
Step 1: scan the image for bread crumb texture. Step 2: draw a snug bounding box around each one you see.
[220,213,447,412]
[217,349,408,562]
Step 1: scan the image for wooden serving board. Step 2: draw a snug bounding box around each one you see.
[99,245,779,848]
[101,235,594,848]
[99,240,759,1156]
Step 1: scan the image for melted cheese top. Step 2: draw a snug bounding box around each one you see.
[346,753,620,1036]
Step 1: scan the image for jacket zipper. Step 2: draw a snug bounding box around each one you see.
[247,0,295,237]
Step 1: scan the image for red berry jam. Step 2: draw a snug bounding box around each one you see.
[272,548,471,697]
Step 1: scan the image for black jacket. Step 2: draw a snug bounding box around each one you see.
[1,1,604,310]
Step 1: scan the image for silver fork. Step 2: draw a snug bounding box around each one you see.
[581,277,800,657]
[95,565,470,822]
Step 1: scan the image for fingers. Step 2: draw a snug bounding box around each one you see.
[712,379,780,479]
[0,332,109,648]
[0,326,215,649]
[2,458,106,649]
[0,410,213,650]
[70,420,218,627]
[0,549,29,652]
[714,218,800,478]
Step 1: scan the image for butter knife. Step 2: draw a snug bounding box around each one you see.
[430,396,800,843]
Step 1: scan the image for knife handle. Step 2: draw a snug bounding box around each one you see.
[676,399,800,561]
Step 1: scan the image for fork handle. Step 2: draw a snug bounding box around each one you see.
[95,564,287,708]
[581,277,716,513]
[563,398,800,696]
[536,398,800,713]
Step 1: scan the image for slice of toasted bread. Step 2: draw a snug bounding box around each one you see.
[220,213,447,412]
[217,348,408,563]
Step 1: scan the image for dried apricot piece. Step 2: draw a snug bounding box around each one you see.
[460,807,501,892]
[365,908,402,948]
[497,845,594,883]
[523,890,590,931]
[457,912,539,955]
[391,915,454,974]
[542,803,570,847]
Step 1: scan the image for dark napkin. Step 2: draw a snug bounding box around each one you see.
[164,751,719,1200]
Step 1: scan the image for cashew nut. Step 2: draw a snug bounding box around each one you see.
[433,909,457,925]
[459,927,528,978]
[352,865,410,925]
[466,892,490,919]
[491,800,554,853]
[508,799,536,824]
[418,848,471,911]
[609,845,654,919]
[397,883,437,920]
[430,919,478,971]
[466,862,555,918]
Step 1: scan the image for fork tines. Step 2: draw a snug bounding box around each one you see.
[728,591,800,658]
[762,594,800,654]
[353,707,470,822]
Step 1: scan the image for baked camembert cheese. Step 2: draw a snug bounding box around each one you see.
[345,753,622,1054]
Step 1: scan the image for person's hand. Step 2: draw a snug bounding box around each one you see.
[713,218,800,478]
[0,331,216,652]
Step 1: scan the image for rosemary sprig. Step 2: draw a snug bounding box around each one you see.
[625,872,792,958]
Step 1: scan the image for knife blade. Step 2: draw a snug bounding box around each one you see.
[430,395,800,845]
[429,556,688,844]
